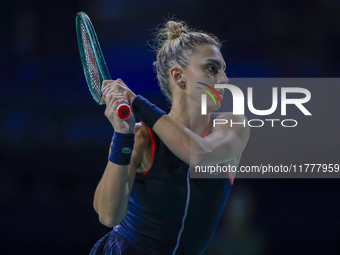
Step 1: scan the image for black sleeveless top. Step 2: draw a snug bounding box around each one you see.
[115,112,232,255]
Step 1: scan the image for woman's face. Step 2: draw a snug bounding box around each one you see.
[184,44,229,111]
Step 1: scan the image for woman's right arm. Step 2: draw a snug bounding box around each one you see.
[93,124,147,227]
[93,80,146,227]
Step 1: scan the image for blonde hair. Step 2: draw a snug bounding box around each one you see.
[151,19,222,105]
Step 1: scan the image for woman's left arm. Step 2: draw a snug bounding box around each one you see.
[153,112,250,166]
[102,79,250,166]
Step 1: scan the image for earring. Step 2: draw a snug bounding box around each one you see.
[182,82,185,87]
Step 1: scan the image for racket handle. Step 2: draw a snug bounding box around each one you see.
[117,103,131,119]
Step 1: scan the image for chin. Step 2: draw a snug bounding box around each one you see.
[207,103,221,112]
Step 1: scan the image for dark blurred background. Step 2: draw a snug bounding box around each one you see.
[1,0,340,254]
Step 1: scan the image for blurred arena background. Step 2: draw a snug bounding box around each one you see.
[1,0,340,254]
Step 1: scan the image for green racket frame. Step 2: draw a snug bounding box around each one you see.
[76,12,110,105]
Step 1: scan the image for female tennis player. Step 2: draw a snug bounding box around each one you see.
[89,19,250,255]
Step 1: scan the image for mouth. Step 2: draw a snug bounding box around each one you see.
[215,90,224,105]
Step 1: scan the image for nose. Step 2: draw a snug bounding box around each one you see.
[217,70,229,84]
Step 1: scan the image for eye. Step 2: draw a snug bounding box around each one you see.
[207,65,218,73]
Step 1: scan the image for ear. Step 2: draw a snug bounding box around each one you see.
[169,66,186,87]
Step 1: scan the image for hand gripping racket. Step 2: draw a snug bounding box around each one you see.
[75,12,131,119]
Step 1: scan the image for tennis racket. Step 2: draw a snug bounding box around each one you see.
[75,12,131,119]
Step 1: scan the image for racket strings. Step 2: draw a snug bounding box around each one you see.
[79,20,102,102]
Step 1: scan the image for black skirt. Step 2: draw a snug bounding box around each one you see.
[89,229,145,255]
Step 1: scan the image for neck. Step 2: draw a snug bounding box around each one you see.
[168,98,211,137]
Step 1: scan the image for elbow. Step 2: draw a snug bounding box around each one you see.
[98,208,128,228]
[195,141,219,166]
[99,215,121,228]
[192,155,203,166]
[194,155,208,167]
[191,149,209,166]
[195,143,234,166]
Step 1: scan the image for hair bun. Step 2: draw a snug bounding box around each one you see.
[166,21,187,40]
